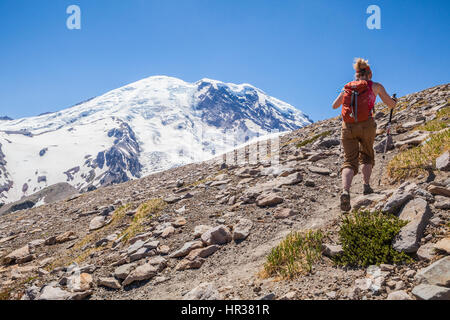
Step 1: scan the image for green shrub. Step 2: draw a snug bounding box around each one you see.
[335,210,412,267]
[263,230,324,279]
[387,129,450,181]
[296,130,332,148]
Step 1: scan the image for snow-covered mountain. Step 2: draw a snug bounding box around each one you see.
[0,76,311,204]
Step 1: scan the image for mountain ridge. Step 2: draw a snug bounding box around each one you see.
[0,76,312,204]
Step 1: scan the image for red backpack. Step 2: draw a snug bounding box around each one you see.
[342,80,372,123]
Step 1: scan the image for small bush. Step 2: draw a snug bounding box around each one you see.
[335,210,412,267]
[263,230,324,279]
[416,107,450,132]
[296,130,332,148]
[120,198,166,242]
[387,129,450,181]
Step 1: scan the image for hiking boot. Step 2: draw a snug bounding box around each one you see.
[363,184,374,195]
[340,190,351,212]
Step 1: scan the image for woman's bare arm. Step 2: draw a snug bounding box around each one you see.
[373,82,397,109]
[332,92,344,109]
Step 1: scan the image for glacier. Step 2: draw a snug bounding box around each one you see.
[0,75,312,204]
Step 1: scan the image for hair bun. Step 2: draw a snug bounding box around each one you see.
[353,58,370,72]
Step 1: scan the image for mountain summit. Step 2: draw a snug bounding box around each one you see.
[0,76,311,204]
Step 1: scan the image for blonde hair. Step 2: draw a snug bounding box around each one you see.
[353,58,372,79]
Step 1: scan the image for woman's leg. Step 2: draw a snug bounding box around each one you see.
[342,167,355,192]
[361,164,372,185]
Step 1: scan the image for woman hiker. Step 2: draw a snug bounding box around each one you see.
[332,58,397,212]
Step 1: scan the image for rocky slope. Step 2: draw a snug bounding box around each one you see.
[0,76,311,205]
[0,84,448,301]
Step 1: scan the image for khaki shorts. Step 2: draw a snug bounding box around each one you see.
[341,118,377,175]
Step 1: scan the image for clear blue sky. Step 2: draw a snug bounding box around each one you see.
[1,0,449,121]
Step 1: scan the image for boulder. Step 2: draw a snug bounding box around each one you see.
[122,263,158,286]
[274,172,303,187]
[427,184,450,197]
[172,217,187,228]
[256,194,284,207]
[386,290,412,300]
[381,182,415,214]
[98,277,121,290]
[185,245,220,260]
[436,151,450,171]
[89,216,108,231]
[3,245,32,265]
[434,238,450,254]
[175,257,205,271]
[114,263,136,280]
[416,243,436,261]
[201,225,232,246]
[233,218,253,241]
[308,166,331,175]
[434,196,450,210]
[353,193,385,210]
[393,198,432,253]
[55,231,77,244]
[38,286,71,300]
[412,284,450,300]
[183,282,222,300]
[322,244,343,258]
[274,208,295,219]
[147,256,167,272]
[415,256,450,287]
[67,273,93,292]
[169,241,204,258]
[193,225,212,238]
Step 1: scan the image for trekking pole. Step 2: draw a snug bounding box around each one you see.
[378,94,396,186]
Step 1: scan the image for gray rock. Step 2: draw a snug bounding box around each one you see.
[89,216,108,231]
[392,198,432,253]
[386,290,412,300]
[3,245,32,265]
[233,218,253,241]
[98,277,121,290]
[129,247,154,262]
[436,151,450,171]
[274,172,303,186]
[322,244,343,258]
[169,241,204,258]
[183,282,222,300]
[353,193,385,210]
[412,284,450,300]
[127,240,146,255]
[38,286,71,300]
[434,196,450,210]
[416,243,436,261]
[21,285,40,300]
[256,194,284,207]
[434,238,450,254]
[163,195,181,204]
[147,256,167,272]
[381,182,415,214]
[415,256,450,287]
[308,166,331,175]
[317,138,340,149]
[114,263,136,280]
[122,263,158,286]
[193,225,212,238]
[201,225,232,245]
